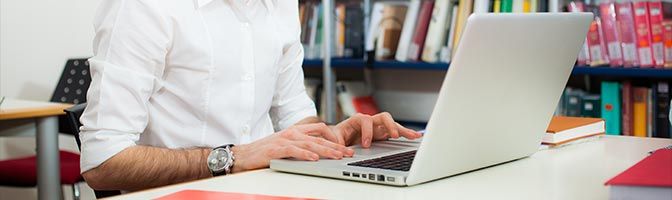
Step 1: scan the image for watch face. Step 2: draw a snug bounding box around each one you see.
[208,148,229,172]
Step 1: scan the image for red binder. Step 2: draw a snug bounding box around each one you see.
[605,149,672,188]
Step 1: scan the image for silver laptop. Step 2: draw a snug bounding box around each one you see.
[271,13,593,186]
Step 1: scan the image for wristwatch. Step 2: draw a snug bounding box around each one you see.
[207,144,235,176]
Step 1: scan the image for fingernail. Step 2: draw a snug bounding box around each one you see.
[311,154,319,161]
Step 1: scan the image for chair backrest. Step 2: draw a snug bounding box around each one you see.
[58,59,121,198]
[50,58,92,135]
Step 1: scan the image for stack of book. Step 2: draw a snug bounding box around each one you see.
[299,0,365,59]
[570,0,672,68]
[300,0,672,67]
[555,81,671,138]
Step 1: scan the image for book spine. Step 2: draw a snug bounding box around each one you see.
[395,0,420,62]
[409,1,435,61]
[344,5,364,58]
[633,1,655,67]
[569,1,591,66]
[600,2,624,66]
[654,82,671,138]
[587,18,610,66]
[665,21,672,68]
[616,2,639,67]
[622,81,633,136]
[601,81,622,135]
[494,0,502,12]
[648,1,665,68]
[647,88,653,137]
[422,0,452,62]
[501,0,513,12]
[633,87,648,137]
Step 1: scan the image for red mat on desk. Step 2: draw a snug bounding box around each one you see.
[156,190,319,200]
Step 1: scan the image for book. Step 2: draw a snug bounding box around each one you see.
[654,82,670,138]
[157,190,318,200]
[344,5,364,58]
[587,18,610,66]
[601,81,621,135]
[537,0,548,12]
[565,89,584,117]
[633,1,655,67]
[622,81,634,136]
[600,1,624,66]
[395,0,421,62]
[375,4,408,60]
[501,0,513,12]
[336,4,346,57]
[605,149,672,200]
[647,87,654,137]
[633,87,648,137]
[523,0,532,13]
[649,1,665,67]
[569,1,591,66]
[494,0,502,12]
[513,0,524,13]
[451,0,474,57]
[365,2,386,52]
[422,0,454,62]
[665,21,672,68]
[615,1,639,67]
[408,0,434,61]
[474,0,490,13]
[581,94,601,118]
[543,116,605,146]
[548,0,560,12]
[440,5,460,63]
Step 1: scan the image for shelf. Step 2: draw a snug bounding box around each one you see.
[571,66,672,78]
[302,58,365,69]
[372,60,449,70]
[303,59,672,78]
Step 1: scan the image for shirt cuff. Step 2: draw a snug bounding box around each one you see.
[79,129,139,173]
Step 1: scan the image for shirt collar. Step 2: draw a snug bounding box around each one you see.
[193,0,275,12]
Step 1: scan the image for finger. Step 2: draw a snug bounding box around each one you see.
[295,132,354,157]
[292,141,344,159]
[270,145,319,161]
[295,123,343,145]
[353,114,374,148]
[374,112,400,139]
[396,122,423,139]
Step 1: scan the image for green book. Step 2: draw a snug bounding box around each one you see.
[601,82,621,135]
[581,94,601,118]
[501,0,513,12]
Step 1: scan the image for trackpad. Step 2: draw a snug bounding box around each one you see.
[351,141,417,157]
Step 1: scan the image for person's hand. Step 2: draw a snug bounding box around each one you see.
[331,112,423,148]
[230,123,354,173]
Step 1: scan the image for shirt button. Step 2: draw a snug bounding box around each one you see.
[242,125,250,135]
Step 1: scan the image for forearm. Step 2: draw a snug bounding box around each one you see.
[82,145,211,191]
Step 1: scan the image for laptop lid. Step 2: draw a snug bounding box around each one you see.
[405,13,593,185]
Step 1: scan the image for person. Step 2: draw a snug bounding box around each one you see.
[79,0,421,191]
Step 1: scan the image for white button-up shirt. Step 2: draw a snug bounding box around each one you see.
[79,0,316,172]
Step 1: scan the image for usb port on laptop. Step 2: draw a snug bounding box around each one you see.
[352,173,360,178]
[342,171,350,176]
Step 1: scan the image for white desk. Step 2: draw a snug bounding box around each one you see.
[0,99,72,200]
[109,136,671,200]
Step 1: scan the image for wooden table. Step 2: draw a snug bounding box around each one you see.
[0,99,73,200]
[108,136,671,200]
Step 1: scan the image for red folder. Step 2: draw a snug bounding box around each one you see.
[156,190,319,200]
[605,149,672,187]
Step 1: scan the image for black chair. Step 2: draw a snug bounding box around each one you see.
[0,58,92,200]
[50,58,92,134]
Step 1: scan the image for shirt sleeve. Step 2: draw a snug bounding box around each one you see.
[79,0,171,173]
[270,1,318,130]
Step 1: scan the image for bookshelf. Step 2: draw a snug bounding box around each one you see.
[304,59,672,78]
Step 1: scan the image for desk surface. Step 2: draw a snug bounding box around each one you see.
[109,136,671,200]
[0,99,72,120]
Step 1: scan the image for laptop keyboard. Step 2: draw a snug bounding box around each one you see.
[347,150,417,171]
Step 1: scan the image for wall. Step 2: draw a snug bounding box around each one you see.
[0,0,102,199]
